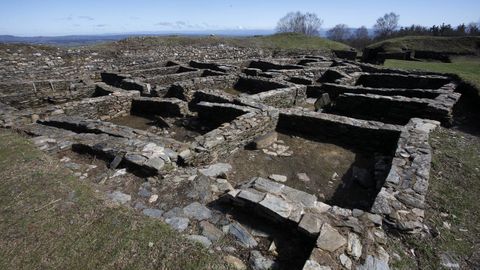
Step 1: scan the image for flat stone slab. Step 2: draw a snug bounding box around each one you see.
[183,202,212,221]
[107,191,131,205]
[142,208,164,219]
[252,177,284,194]
[165,217,189,232]
[186,235,212,248]
[317,223,347,252]
[299,213,323,236]
[251,131,278,149]
[229,222,258,248]
[199,163,232,178]
[259,193,292,219]
[249,250,275,270]
[200,221,224,242]
[237,189,266,204]
[268,174,287,183]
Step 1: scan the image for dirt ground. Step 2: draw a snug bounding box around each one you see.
[109,114,205,143]
[224,133,381,210]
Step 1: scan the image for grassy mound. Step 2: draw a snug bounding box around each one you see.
[95,32,350,51]
[389,127,480,269]
[385,57,480,93]
[367,36,480,55]
[0,130,227,270]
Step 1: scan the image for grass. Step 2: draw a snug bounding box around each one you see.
[390,127,480,269]
[92,32,350,52]
[384,57,480,93]
[0,129,228,270]
[367,36,480,54]
[383,48,480,269]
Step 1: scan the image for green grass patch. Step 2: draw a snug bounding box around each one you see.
[389,127,480,269]
[367,36,480,54]
[384,57,480,92]
[0,130,227,270]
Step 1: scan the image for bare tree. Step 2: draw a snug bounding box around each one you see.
[353,26,370,40]
[276,11,323,36]
[348,26,371,49]
[327,24,350,41]
[374,12,400,37]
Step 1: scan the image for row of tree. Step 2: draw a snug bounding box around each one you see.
[276,11,480,48]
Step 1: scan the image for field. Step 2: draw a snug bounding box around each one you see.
[0,130,227,270]
[1,32,480,269]
[385,57,480,269]
[367,36,480,54]
[385,57,480,91]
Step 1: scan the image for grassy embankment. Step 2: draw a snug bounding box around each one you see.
[367,36,480,54]
[0,130,227,270]
[384,38,480,269]
[385,56,480,93]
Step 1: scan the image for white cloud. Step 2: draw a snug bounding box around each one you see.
[78,16,94,21]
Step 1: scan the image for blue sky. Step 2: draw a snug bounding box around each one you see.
[0,0,479,36]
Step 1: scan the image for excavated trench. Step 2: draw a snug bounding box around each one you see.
[109,114,212,143]
[225,131,394,211]
[1,53,463,270]
[211,201,317,270]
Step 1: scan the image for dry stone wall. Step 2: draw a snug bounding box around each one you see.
[0,47,468,270]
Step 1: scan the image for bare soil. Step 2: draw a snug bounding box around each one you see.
[109,114,204,143]
[222,87,244,96]
[224,133,379,210]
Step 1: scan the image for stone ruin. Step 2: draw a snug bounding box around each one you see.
[0,46,464,270]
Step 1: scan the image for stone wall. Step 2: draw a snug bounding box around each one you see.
[247,60,304,71]
[131,97,189,117]
[249,85,306,108]
[222,177,390,270]
[333,50,357,60]
[101,72,131,87]
[371,118,439,232]
[188,107,278,165]
[190,90,236,108]
[355,73,451,89]
[234,76,288,94]
[166,75,239,101]
[196,102,254,127]
[0,79,94,109]
[318,83,444,99]
[189,60,239,73]
[276,109,401,152]
[0,89,139,127]
[37,115,186,152]
[124,65,186,77]
[0,42,335,85]
[333,92,460,125]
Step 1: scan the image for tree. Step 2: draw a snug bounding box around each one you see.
[348,26,371,49]
[353,26,370,40]
[395,25,430,37]
[439,23,454,36]
[327,24,350,41]
[455,24,467,36]
[276,11,323,36]
[373,12,400,38]
[467,22,480,35]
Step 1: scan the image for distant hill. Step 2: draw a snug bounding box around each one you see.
[0,30,276,46]
[0,34,132,46]
[0,28,371,47]
[92,33,350,52]
[367,36,480,55]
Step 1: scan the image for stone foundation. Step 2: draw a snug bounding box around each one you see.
[0,50,468,269]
